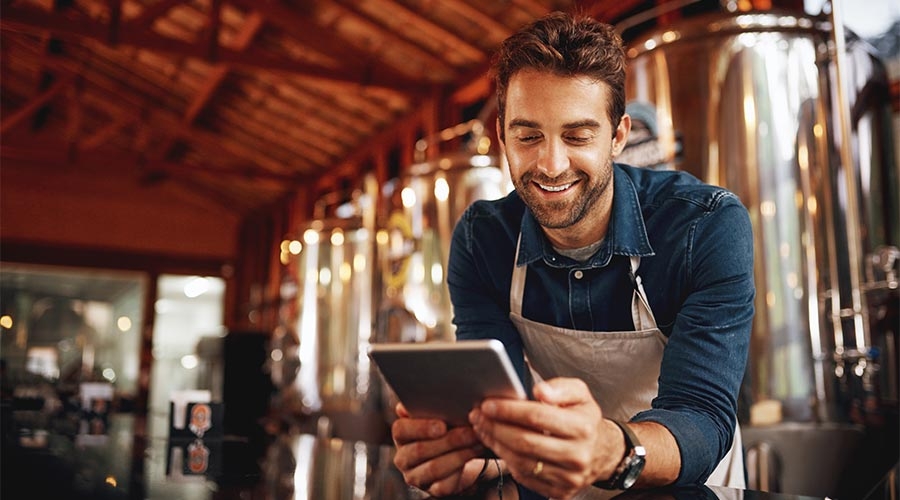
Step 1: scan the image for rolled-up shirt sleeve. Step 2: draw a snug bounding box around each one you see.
[631,195,755,484]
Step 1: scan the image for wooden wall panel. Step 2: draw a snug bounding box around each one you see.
[0,162,240,260]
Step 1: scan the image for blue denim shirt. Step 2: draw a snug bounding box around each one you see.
[448,163,754,487]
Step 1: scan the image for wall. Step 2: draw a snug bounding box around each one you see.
[0,160,240,261]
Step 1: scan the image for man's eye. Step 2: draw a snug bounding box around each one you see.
[518,135,540,143]
[565,135,591,144]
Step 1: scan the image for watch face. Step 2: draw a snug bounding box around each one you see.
[621,456,646,489]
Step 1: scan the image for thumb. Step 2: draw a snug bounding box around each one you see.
[533,377,594,407]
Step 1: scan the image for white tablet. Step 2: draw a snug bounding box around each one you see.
[368,339,527,427]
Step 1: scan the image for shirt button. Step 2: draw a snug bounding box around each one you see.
[574,270,584,279]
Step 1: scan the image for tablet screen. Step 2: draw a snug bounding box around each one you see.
[368,339,526,427]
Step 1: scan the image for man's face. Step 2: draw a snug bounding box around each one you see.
[501,69,629,237]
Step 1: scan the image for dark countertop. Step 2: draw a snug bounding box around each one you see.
[1,412,893,500]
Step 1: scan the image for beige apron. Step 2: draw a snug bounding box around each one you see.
[507,237,744,497]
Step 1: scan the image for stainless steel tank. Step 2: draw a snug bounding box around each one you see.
[624,9,898,496]
[261,433,407,500]
[376,151,509,344]
[283,141,509,440]
[373,148,509,427]
[285,176,387,442]
[625,7,898,424]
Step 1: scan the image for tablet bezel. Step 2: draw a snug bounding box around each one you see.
[368,339,527,427]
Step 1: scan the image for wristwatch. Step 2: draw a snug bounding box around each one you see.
[593,420,646,490]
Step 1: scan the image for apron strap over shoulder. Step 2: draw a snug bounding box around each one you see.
[629,256,657,331]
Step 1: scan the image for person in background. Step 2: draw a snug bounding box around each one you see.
[390,11,754,500]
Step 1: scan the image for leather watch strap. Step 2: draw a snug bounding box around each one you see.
[593,420,647,490]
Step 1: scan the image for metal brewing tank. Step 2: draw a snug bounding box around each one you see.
[376,152,509,345]
[374,150,509,426]
[282,146,509,441]
[624,9,898,495]
[288,176,386,442]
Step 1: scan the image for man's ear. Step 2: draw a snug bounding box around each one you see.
[611,114,631,157]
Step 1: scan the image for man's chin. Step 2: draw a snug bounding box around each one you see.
[529,206,581,229]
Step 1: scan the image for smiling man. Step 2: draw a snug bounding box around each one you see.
[390,12,755,500]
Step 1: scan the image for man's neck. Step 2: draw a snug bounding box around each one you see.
[542,220,608,249]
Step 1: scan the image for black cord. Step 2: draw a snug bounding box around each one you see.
[475,458,491,482]
[493,459,503,500]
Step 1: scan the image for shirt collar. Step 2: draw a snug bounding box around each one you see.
[516,163,655,267]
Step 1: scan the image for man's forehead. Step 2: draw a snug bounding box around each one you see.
[504,71,610,110]
[507,69,607,91]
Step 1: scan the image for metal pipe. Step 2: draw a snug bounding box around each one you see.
[613,0,702,34]
[414,119,485,163]
[828,0,870,354]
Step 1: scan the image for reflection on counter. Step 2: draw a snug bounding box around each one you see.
[3,404,897,500]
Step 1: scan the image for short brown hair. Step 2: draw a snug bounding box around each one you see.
[492,12,626,135]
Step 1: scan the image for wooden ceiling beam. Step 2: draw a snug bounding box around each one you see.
[0,142,306,184]
[123,0,188,32]
[325,2,460,76]
[581,0,654,23]
[183,12,263,124]
[153,10,266,182]
[78,89,291,176]
[440,0,513,41]
[227,0,370,68]
[0,3,431,90]
[334,0,486,62]
[0,71,77,134]
[205,0,223,61]
[80,114,137,150]
[228,0,442,89]
[508,0,547,19]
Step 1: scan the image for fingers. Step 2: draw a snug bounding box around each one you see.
[392,415,446,446]
[532,378,595,407]
[427,457,486,497]
[395,402,410,418]
[511,459,585,500]
[404,445,484,495]
[473,394,598,440]
[467,378,607,499]
[469,406,558,456]
[392,420,484,492]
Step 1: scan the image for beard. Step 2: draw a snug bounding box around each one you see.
[512,158,613,230]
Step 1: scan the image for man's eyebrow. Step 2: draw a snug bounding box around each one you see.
[507,118,603,130]
[562,119,602,130]
[508,118,539,129]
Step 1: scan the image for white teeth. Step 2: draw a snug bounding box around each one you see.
[538,183,571,192]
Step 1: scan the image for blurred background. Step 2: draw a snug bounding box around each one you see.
[1,0,898,498]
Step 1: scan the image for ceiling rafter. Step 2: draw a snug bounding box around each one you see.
[1,2,429,89]
[227,0,442,89]
[79,113,138,150]
[123,0,188,32]
[75,86,291,177]
[322,1,463,78]
[0,70,77,134]
[334,0,486,63]
[440,0,514,42]
[183,11,263,123]
[3,0,622,224]
[582,0,650,22]
[150,9,266,176]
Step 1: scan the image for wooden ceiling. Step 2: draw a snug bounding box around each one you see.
[0,0,666,219]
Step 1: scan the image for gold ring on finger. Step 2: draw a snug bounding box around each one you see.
[532,460,544,476]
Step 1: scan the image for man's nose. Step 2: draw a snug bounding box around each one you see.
[537,140,569,178]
